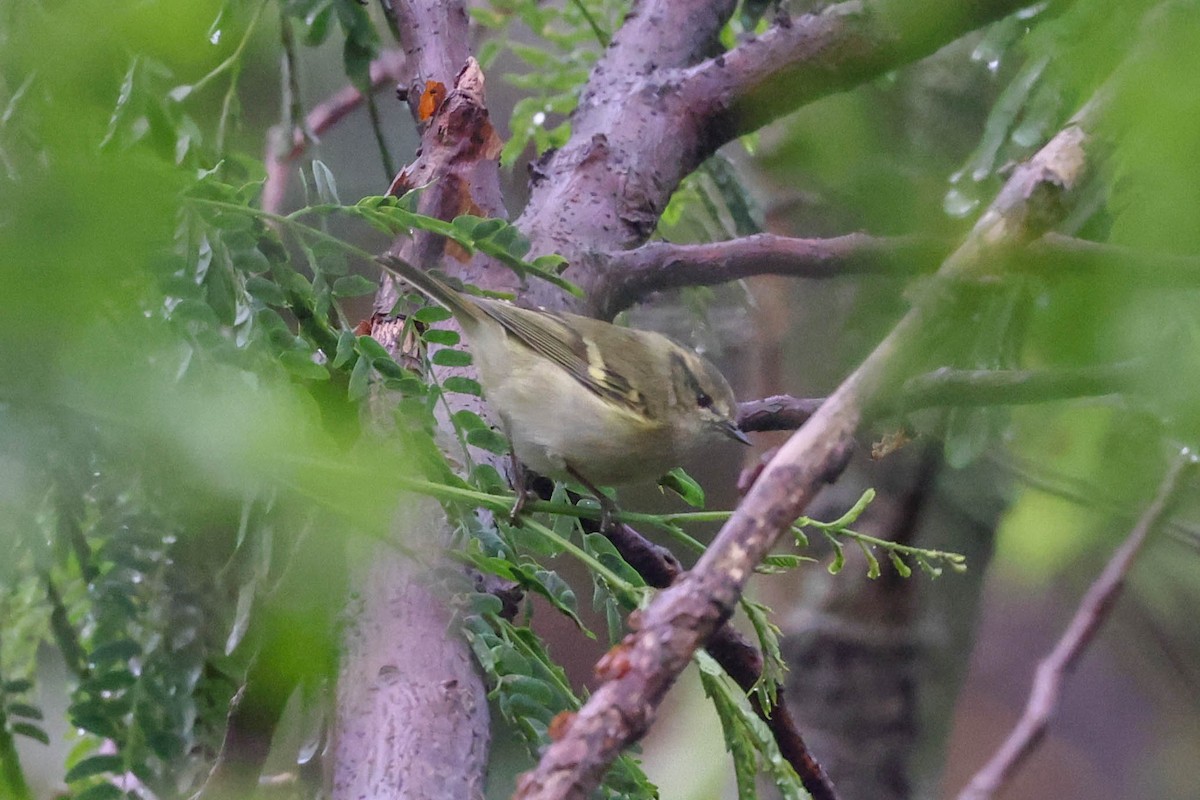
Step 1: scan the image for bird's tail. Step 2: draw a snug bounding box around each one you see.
[375,253,482,323]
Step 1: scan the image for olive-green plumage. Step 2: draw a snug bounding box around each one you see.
[378,254,748,487]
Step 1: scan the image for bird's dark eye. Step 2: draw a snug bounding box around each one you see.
[696,392,713,409]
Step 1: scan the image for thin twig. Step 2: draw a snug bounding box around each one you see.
[737,361,1139,432]
[955,450,1195,800]
[737,395,824,432]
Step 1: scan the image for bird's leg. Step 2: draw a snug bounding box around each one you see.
[566,466,620,533]
[508,451,530,524]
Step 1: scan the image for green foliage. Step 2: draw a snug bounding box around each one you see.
[16,0,1193,797]
[793,490,968,579]
[470,0,628,165]
[696,652,806,800]
[461,596,655,799]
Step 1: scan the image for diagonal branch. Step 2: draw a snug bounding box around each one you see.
[679,0,1053,139]
[955,450,1195,800]
[598,521,840,800]
[515,92,1100,800]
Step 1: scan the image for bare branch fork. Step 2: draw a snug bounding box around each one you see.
[516,0,1042,312]
[955,450,1196,800]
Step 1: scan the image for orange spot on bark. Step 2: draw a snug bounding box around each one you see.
[595,642,633,681]
[417,80,447,122]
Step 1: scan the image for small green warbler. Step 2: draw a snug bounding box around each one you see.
[377,254,749,521]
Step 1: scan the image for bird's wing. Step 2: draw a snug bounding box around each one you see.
[477,301,650,417]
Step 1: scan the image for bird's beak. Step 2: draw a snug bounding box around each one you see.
[720,419,752,446]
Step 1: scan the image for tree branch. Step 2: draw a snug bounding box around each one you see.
[519,0,1076,314]
[597,233,945,317]
[515,92,1099,800]
[680,0,1051,139]
[597,226,1200,318]
[737,395,824,433]
[737,360,1139,433]
[597,520,840,800]
[955,450,1195,800]
[331,7,497,800]
[392,0,470,117]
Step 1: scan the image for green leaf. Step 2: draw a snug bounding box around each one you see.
[756,554,815,573]
[826,536,845,575]
[348,351,371,400]
[332,275,377,297]
[453,215,503,239]
[355,335,391,361]
[312,160,341,205]
[229,242,270,273]
[431,348,473,367]
[889,552,913,578]
[860,541,881,580]
[531,253,568,274]
[333,330,357,368]
[499,673,556,706]
[371,357,407,379]
[6,702,43,720]
[72,782,123,800]
[280,350,330,380]
[582,533,646,590]
[342,34,374,90]
[89,639,141,665]
[470,463,507,493]
[66,755,125,782]
[451,410,489,432]
[2,680,32,694]
[467,427,510,455]
[441,376,482,398]
[10,721,49,745]
[203,254,238,326]
[385,376,427,396]
[657,468,705,508]
[245,275,287,305]
[741,598,785,711]
[422,329,461,346]
[698,663,761,800]
[413,305,453,323]
[303,5,334,45]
